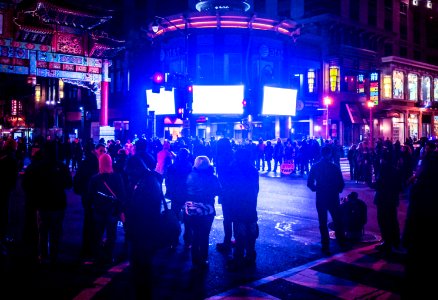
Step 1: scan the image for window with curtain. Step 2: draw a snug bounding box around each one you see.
[421,76,431,102]
[408,73,418,101]
[329,66,340,92]
[383,75,392,99]
[434,78,438,101]
[393,70,404,99]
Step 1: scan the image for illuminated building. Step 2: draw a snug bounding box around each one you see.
[134,0,438,143]
[0,0,124,141]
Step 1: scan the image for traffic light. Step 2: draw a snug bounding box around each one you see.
[152,72,164,93]
[186,84,193,105]
[164,73,174,91]
[183,84,193,119]
[242,99,248,116]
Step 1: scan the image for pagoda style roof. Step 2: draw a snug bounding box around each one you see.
[29,0,112,30]
[13,18,54,45]
[89,31,125,58]
[11,0,124,57]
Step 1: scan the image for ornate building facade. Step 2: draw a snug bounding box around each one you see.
[0,0,124,141]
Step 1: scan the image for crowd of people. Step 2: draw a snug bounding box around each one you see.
[1,132,437,298]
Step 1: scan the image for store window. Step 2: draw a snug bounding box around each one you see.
[408,73,418,101]
[329,66,340,92]
[340,75,354,92]
[434,116,438,139]
[196,53,214,83]
[383,75,392,99]
[421,76,431,103]
[393,70,404,99]
[224,53,242,83]
[422,115,431,138]
[408,114,418,141]
[391,115,405,144]
[434,78,438,101]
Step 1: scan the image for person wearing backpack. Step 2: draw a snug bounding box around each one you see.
[123,138,161,298]
[87,153,126,265]
[73,141,105,260]
[340,192,367,241]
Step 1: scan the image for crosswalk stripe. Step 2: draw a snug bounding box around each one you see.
[207,244,403,300]
[284,268,392,299]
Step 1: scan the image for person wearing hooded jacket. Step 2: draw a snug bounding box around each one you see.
[155,139,175,186]
[185,156,221,269]
[87,153,126,264]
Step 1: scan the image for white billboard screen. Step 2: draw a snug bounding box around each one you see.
[262,86,297,116]
[192,85,244,115]
[145,88,176,115]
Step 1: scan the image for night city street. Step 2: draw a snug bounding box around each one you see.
[1,1,436,298]
[1,160,408,299]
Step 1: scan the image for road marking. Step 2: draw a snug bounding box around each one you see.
[205,243,402,300]
[72,261,130,300]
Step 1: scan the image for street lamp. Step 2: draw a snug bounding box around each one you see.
[367,100,374,148]
[150,16,189,76]
[149,16,192,135]
[323,96,332,140]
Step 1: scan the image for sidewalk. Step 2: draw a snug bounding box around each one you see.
[207,243,405,300]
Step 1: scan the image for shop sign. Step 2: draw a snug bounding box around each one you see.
[280,161,295,175]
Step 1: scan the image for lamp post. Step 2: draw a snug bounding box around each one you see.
[150,16,192,136]
[367,100,374,148]
[151,16,189,77]
[323,96,332,140]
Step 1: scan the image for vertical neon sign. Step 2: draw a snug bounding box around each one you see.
[370,72,379,105]
[357,74,365,94]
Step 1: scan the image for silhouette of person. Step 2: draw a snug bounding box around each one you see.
[155,139,175,185]
[185,156,221,269]
[340,191,367,241]
[87,153,126,264]
[373,150,402,254]
[226,148,259,270]
[123,150,163,298]
[214,138,235,253]
[73,141,105,260]
[307,145,346,255]
[22,141,72,264]
[0,138,19,244]
[402,149,438,299]
[165,147,193,249]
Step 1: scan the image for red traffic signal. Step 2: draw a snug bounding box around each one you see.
[152,72,164,84]
[152,72,164,93]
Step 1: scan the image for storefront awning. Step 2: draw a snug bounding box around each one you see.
[345,103,365,124]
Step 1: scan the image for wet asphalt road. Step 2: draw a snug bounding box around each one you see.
[1,164,408,299]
